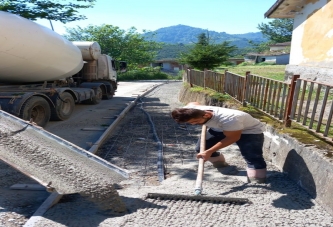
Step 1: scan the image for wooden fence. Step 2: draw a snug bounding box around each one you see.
[184,69,333,140]
[290,78,333,137]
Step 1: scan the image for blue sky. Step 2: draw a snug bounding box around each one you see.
[36,0,278,35]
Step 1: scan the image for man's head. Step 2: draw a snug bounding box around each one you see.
[171,108,212,125]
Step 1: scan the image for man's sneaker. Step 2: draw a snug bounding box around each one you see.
[248,177,266,184]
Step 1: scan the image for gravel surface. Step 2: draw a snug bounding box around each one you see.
[1,81,333,226]
[32,81,333,227]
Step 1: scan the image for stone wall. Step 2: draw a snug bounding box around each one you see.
[285,64,333,85]
[178,85,333,216]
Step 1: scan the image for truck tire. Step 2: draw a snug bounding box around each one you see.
[19,96,51,127]
[111,81,117,91]
[84,87,102,104]
[50,92,75,121]
[103,84,114,100]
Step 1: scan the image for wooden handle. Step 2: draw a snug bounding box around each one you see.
[195,125,207,190]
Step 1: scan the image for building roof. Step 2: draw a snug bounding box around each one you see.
[228,58,244,61]
[269,42,291,47]
[265,0,307,18]
[154,58,178,63]
[245,52,290,57]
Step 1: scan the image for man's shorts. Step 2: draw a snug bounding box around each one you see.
[195,129,266,169]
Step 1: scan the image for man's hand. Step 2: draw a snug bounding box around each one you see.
[197,130,242,161]
[196,152,209,161]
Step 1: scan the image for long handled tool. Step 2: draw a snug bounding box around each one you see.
[194,125,207,195]
[147,124,250,204]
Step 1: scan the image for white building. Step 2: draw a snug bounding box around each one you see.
[265,0,333,84]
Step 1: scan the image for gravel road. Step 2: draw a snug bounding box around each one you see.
[1,81,333,226]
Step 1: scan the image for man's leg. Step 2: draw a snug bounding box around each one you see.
[236,133,267,183]
[195,129,228,167]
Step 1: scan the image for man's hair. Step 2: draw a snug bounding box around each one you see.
[171,108,206,123]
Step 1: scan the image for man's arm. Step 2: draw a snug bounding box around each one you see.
[197,130,242,161]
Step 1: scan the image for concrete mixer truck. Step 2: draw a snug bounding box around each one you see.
[0,11,126,127]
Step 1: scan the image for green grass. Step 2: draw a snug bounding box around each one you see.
[218,64,286,81]
[238,105,333,152]
[187,84,231,102]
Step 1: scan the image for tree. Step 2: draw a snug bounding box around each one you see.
[156,43,192,60]
[257,19,293,43]
[179,33,236,70]
[64,25,162,69]
[0,0,96,23]
[197,33,209,46]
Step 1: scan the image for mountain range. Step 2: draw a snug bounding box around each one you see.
[143,24,266,60]
[144,24,266,47]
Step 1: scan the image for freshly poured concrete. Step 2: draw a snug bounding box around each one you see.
[0,110,128,212]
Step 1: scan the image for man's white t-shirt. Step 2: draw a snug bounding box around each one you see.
[185,105,264,134]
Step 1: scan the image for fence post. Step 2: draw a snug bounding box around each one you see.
[284,74,300,127]
[204,68,207,89]
[221,70,225,93]
[224,69,228,93]
[243,71,250,107]
[188,69,193,87]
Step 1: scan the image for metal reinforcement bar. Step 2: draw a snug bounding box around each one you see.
[146,193,249,204]
[138,97,165,182]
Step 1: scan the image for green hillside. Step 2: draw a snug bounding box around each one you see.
[144,24,266,47]
[144,24,266,60]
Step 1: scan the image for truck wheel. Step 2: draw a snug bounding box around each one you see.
[50,92,75,121]
[85,87,102,104]
[111,81,117,91]
[19,96,51,127]
[103,84,114,100]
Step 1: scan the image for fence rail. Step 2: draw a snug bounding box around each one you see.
[290,78,333,137]
[245,73,290,121]
[184,69,333,140]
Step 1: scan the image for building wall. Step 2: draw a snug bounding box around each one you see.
[260,55,276,63]
[244,55,256,63]
[276,54,290,65]
[286,0,333,83]
[290,0,333,67]
[151,61,183,71]
[283,0,333,83]
[162,62,172,70]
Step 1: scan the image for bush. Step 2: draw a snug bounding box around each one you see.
[117,70,169,81]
